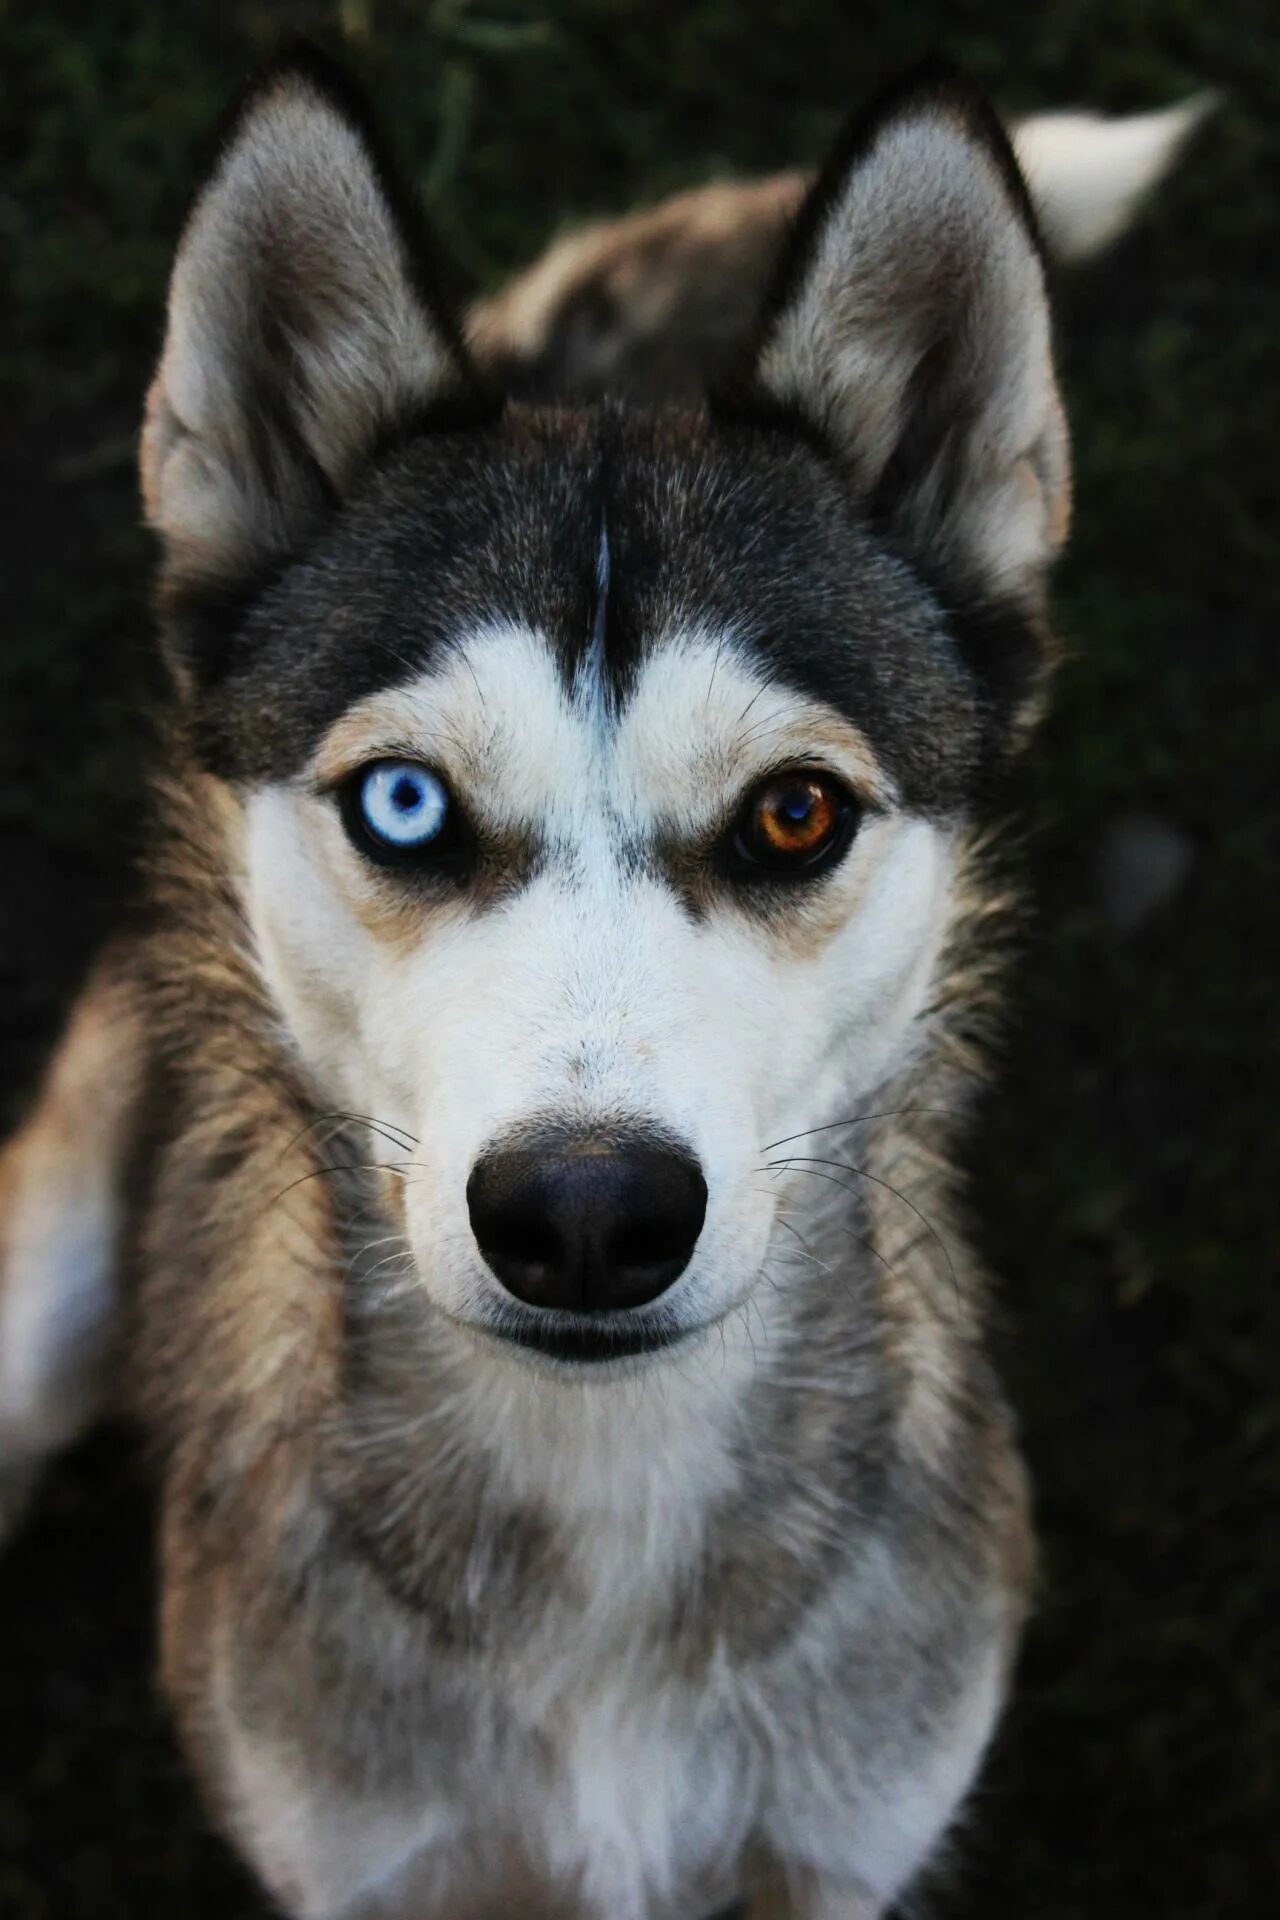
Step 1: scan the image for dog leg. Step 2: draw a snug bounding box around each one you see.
[0,941,147,1539]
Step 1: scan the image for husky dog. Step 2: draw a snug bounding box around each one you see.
[0,54,1203,1920]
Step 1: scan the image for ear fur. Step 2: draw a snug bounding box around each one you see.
[141,48,491,661]
[735,64,1070,620]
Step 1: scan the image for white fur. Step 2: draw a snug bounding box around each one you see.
[245,625,955,1355]
[1014,96,1214,262]
[0,1174,116,1457]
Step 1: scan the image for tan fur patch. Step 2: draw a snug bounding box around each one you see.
[469,174,808,400]
[0,942,148,1467]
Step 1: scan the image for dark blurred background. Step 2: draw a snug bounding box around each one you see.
[1,3,1277,1916]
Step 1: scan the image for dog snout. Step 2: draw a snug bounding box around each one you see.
[466,1131,707,1314]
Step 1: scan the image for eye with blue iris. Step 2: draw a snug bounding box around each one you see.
[340,760,464,868]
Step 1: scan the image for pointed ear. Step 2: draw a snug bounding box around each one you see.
[739,66,1070,614]
[141,51,491,639]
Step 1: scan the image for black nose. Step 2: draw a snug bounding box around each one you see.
[466,1133,707,1314]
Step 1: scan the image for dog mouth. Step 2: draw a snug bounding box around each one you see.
[484,1310,692,1366]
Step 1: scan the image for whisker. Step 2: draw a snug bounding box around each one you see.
[776,1183,920,1300]
[759,1106,961,1154]
[267,1160,422,1212]
[328,1111,419,1147]
[735,670,780,729]
[754,1183,918,1300]
[770,1214,830,1273]
[762,1156,958,1296]
[703,630,726,711]
[274,1109,418,1170]
[731,1297,762,1377]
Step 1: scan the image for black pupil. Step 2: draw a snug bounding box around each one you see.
[391,776,421,813]
[779,788,815,822]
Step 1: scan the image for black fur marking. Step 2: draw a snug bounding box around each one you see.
[706,385,837,463]
[366,386,507,459]
[933,589,1051,769]
[183,404,1028,812]
[162,561,296,717]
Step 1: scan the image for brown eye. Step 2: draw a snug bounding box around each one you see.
[728,772,857,878]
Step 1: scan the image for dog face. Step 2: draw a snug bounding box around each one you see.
[237,413,969,1354]
[142,57,1069,1362]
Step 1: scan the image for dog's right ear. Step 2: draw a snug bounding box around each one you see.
[141,52,489,678]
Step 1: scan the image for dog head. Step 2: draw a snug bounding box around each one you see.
[142,55,1069,1365]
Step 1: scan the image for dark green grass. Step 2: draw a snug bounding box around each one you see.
[1,4,1277,1915]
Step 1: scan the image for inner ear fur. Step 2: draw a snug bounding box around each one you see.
[732,64,1071,631]
[141,48,494,679]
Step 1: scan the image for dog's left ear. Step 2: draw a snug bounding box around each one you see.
[745,66,1070,616]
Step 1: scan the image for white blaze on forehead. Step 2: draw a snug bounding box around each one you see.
[610,632,895,834]
[574,517,612,717]
[311,621,894,840]
[314,622,591,830]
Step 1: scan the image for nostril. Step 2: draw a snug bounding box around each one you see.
[465,1161,574,1305]
[476,1200,562,1277]
[467,1132,707,1316]
[605,1165,707,1288]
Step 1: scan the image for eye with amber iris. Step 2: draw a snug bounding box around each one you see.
[727,772,857,878]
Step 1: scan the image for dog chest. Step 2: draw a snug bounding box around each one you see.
[217,1645,753,1920]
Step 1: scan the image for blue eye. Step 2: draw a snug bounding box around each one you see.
[352,761,450,853]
